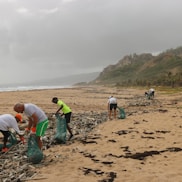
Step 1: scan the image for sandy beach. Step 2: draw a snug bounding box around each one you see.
[0,85,182,182]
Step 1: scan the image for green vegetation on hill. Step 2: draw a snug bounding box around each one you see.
[91,46,182,87]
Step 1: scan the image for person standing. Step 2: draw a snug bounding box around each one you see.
[13,103,49,150]
[145,88,155,99]
[149,88,155,98]
[108,96,117,120]
[52,97,73,140]
[0,114,24,152]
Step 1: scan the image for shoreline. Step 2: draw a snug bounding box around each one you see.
[0,85,74,92]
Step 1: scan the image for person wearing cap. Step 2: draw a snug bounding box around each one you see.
[13,103,49,150]
[0,114,25,152]
[15,113,22,123]
[108,96,117,120]
[52,97,73,140]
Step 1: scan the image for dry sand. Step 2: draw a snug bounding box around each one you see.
[0,85,182,182]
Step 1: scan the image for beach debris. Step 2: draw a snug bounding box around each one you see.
[0,111,108,182]
[106,147,182,161]
[0,105,180,181]
[80,167,117,182]
[114,130,139,135]
[0,141,38,182]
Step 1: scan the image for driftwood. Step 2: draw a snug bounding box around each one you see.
[20,177,48,181]
[0,111,109,182]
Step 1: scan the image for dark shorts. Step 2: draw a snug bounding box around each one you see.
[0,130,10,141]
[110,104,117,110]
[65,112,72,123]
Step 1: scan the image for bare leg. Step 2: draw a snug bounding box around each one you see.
[109,110,112,119]
[114,109,117,119]
[67,123,73,140]
[37,136,42,150]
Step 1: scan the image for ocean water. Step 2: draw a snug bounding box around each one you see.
[0,85,72,92]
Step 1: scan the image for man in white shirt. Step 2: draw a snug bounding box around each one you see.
[149,88,155,98]
[14,103,49,150]
[0,114,24,152]
[108,96,117,120]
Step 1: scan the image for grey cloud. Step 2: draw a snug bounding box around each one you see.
[0,0,182,84]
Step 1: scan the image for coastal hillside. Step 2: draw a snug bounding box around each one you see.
[91,46,182,87]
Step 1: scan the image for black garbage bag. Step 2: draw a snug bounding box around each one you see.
[27,134,43,164]
[54,114,67,144]
[118,107,126,119]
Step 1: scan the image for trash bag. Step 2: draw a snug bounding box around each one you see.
[54,114,67,144]
[118,107,126,119]
[27,134,43,164]
[8,131,18,145]
[0,131,18,150]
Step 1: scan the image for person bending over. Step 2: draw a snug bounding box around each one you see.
[52,97,73,140]
[14,103,49,150]
[0,114,24,152]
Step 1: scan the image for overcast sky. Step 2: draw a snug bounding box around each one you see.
[0,0,182,85]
